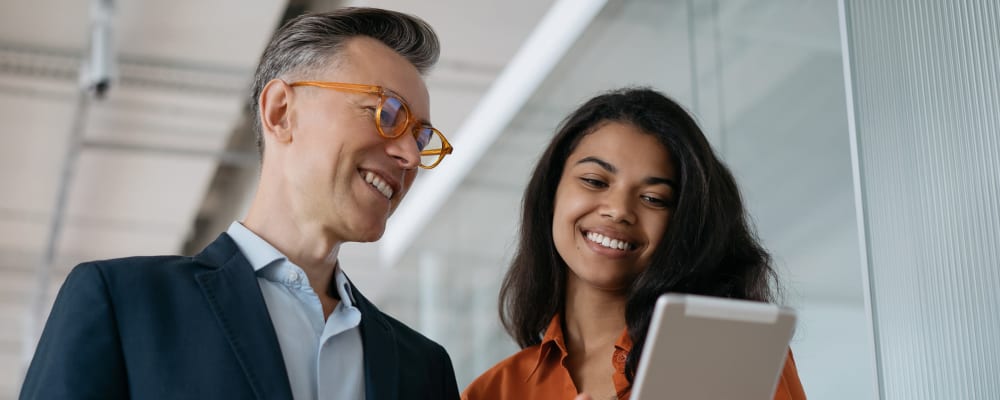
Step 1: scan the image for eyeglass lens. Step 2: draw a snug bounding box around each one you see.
[379,96,407,136]
[419,129,444,167]
[378,94,444,167]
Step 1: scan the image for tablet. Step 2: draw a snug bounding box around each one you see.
[631,294,797,400]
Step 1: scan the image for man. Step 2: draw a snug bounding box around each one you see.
[21,8,458,400]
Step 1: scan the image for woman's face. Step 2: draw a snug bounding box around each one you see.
[552,122,677,292]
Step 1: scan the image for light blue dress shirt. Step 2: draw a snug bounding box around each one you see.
[227,222,364,400]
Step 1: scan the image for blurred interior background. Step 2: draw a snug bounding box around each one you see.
[3,0,998,399]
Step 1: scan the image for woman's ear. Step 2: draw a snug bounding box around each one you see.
[259,79,294,145]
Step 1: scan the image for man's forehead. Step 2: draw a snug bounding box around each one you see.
[332,37,431,118]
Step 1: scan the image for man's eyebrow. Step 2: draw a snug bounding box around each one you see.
[577,156,676,188]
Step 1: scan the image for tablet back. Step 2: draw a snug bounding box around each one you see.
[631,294,797,400]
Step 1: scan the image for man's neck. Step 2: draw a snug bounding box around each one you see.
[242,201,343,319]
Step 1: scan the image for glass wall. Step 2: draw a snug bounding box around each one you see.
[687,0,876,398]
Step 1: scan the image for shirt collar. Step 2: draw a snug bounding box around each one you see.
[226,221,357,306]
[527,314,564,380]
[614,323,633,351]
[540,314,567,352]
[527,313,634,380]
[332,263,358,307]
[226,221,285,272]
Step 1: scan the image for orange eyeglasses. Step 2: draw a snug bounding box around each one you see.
[289,81,453,169]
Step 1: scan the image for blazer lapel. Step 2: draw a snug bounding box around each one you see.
[194,234,294,400]
[353,283,400,400]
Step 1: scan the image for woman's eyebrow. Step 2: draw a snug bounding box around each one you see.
[645,176,676,189]
[577,156,675,188]
[576,156,616,173]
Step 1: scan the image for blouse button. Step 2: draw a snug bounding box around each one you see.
[613,349,628,366]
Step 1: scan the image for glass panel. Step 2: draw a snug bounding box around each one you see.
[689,1,876,398]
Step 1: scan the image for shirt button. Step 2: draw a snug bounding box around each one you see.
[613,349,628,366]
[285,270,298,283]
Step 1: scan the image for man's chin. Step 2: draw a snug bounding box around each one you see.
[355,234,383,243]
[351,224,386,243]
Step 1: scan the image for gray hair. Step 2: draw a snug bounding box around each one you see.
[248,7,441,157]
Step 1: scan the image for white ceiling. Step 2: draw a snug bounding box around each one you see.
[0,0,867,396]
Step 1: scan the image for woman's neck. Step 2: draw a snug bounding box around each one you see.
[563,276,628,354]
[562,275,628,399]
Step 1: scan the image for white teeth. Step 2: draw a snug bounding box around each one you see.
[587,232,632,251]
[364,171,394,199]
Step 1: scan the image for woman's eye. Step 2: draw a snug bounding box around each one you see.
[642,195,671,208]
[580,177,607,188]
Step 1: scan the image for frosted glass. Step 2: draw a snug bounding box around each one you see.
[844,1,1000,399]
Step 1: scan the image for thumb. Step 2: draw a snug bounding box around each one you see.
[574,394,594,400]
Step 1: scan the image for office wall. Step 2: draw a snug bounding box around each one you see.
[843,1,1000,399]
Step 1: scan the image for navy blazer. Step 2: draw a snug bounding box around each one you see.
[21,233,460,400]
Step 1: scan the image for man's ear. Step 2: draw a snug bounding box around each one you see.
[259,79,294,144]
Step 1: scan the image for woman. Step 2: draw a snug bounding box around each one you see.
[463,88,805,400]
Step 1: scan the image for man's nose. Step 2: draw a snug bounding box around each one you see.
[385,131,420,170]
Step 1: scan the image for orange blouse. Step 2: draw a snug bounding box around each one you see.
[463,314,806,400]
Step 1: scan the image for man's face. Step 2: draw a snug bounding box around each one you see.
[277,36,430,243]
